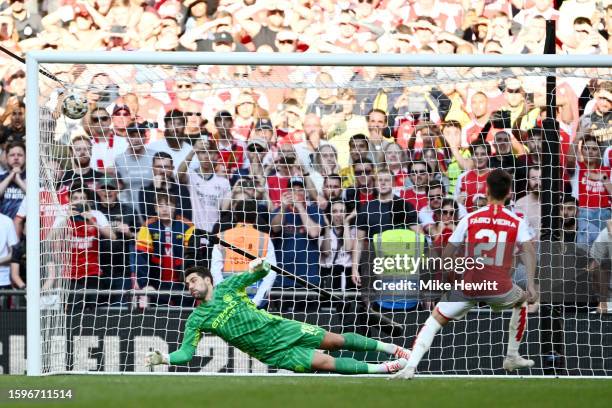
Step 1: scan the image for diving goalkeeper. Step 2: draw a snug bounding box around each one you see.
[145,259,410,374]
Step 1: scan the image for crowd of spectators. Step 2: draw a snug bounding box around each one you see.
[0,0,611,313]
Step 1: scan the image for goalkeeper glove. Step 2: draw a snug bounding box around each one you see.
[249,258,271,274]
[145,350,169,367]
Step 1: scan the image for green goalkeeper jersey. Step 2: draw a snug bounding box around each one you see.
[169,268,283,364]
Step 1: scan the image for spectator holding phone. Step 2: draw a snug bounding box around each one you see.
[94,177,136,305]
[271,177,324,287]
[50,184,115,312]
[577,81,612,150]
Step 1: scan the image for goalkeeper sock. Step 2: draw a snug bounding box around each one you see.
[334,357,388,374]
[406,315,442,368]
[507,303,527,357]
[341,333,396,355]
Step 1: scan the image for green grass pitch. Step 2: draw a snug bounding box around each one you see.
[1,376,610,408]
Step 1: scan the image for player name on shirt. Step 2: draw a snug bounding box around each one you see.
[448,205,531,296]
[469,217,517,228]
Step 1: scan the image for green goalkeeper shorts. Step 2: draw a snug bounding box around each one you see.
[258,319,326,373]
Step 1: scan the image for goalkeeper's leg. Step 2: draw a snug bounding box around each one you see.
[310,351,407,374]
[319,331,411,359]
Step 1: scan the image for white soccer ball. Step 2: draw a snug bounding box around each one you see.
[62,93,88,120]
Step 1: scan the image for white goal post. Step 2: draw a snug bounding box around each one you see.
[25,52,612,377]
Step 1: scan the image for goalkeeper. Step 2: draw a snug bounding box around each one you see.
[146,259,410,374]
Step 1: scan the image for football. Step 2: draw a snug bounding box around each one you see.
[62,93,88,120]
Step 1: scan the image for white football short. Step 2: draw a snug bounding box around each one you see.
[435,284,525,320]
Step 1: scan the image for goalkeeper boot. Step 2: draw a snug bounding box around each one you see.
[383,358,408,374]
[503,355,535,372]
[390,365,416,380]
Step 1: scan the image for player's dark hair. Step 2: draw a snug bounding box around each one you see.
[486,168,512,200]
[184,266,213,283]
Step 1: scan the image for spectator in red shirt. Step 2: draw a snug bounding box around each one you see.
[431,198,460,252]
[455,139,491,212]
[342,159,377,213]
[51,184,115,312]
[569,136,612,244]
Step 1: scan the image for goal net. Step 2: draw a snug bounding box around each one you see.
[26,53,612,377]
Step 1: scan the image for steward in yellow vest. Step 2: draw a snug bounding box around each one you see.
[371,228,425,310]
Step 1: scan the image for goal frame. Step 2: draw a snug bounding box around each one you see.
[25,51,612,376]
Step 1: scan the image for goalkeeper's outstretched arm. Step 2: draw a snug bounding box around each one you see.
[146,322,199,367]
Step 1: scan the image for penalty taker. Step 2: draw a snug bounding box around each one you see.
[146,259,410,374]
[393,169,537,379]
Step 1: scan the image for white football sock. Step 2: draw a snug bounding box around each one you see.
[507,303,527,357]
[407,315,442,368]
